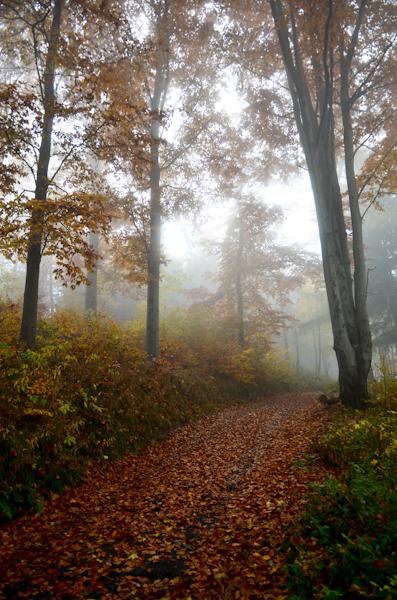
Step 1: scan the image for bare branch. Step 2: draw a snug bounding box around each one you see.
[351,35,396,105]
[358,142,397,199]
[361,172,388,220]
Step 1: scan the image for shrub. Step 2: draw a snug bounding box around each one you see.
[285,406,397,599]
[0,303,299,520]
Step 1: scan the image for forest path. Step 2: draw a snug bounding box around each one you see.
[0,392,327,600]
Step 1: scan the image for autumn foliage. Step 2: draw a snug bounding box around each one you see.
[0,392,327,599]
[0,301,302,521]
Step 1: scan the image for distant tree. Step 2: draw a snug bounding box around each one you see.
[291,284,335,377]
[84,232,100,315]
[211,194,320,347]
[365,198,397,351]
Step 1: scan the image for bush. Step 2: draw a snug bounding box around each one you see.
[285,405,397,599]
[0,302,298,520]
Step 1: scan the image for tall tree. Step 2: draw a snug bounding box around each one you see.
[145,0,170,357]
[266,0,396,406]
[107,0,223,357]
[365,197,397,351]
[84,232,100,315]
[19,0,63,346]
[0,1,128,344]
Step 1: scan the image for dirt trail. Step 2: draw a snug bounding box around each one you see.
[0,392,326,599]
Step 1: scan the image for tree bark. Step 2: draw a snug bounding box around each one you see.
[145,2,170,358]
[146,115,162,357]
[340,46,372,397]
[236,211,245,347]
[294,327,300,375]
[308,126,369,406]
[317,322,322,375]
[269,0,371,407]
[20,0,63,347]
[85,232,99,316]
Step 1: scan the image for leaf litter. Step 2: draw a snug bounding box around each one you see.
[0,392,328,599]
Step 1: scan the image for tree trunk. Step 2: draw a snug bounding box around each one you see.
[85,232,99,316]
[236,212,245,347]
[295,327,300,375]
[20,0,63,347]
[282,326,290,361]
[269,0,371,407]
[317,322,322,375]
[146,116,161,357]
[340,50,372,396]
[309,138,369,406]
[44,257,55,315]
[312,325,318,375]
[145,5,170,358]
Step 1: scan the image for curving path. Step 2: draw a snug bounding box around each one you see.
[0,392,327,599]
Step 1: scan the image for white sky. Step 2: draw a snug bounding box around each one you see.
[265,176,321,252]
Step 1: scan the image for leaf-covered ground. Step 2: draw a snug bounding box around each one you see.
[0,392,327,599]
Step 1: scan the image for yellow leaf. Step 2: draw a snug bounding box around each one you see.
[127,552,139,560]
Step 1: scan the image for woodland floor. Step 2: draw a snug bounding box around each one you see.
[0,392,328,600]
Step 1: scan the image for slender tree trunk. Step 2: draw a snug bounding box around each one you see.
[317,322,322,375]
[295,327,300,375]
[20,0,63,347]
[270,0,371,407]
[236,272,245,347]
[282,326,290,361]
[312,325,318,375]
[146,115,162,357]
[47,257,54,316]
[279,289,289,360]
[145,5,170,358]
[85,232,99,316]
[236,212,245,347]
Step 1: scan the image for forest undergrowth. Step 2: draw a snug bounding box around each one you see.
[0,301,319,521]
[284,388,397,600]
[2,301,397,599]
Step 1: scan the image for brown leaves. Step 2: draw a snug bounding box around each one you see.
[0,192,112,287]
[0,392,328,599]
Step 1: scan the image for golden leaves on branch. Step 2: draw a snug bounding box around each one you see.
[0,192,112,288]
[109,231,148,286]
[357,129,397,208]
